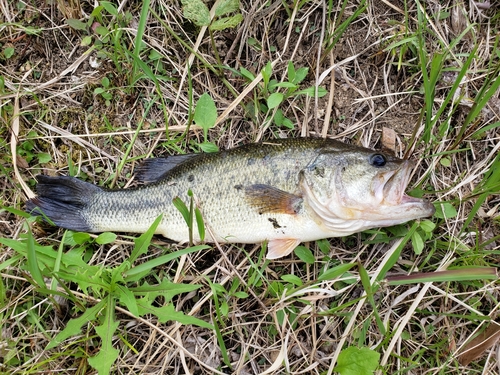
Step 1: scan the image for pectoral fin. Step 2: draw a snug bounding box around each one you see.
[245,184,302,215]
[267,238,301,259]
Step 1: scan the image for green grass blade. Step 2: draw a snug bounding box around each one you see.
[26,226,45,288]
[124,245,209,281]
[451,65,500,148]
[386,267,498,285]
[132,0,151,80]
[130,214,163,263]
[376,221,420,282]
[358,263,385,335]
[462,153,500,230]
[318,263,356,281]
[209,280,232,368]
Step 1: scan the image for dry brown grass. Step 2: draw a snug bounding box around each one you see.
[1,0,499,374]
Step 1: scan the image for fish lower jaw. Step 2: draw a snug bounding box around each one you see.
[400,194,425,204]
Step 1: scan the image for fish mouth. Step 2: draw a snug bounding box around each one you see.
[374,160,435,216]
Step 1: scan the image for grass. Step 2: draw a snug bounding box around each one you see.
[1,0,499,374]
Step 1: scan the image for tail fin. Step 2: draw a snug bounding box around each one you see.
[26,175,101,232]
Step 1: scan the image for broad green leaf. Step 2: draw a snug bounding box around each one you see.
[220,300,229,316]
[66,18,87,31]
[294,67,309,84]
[133,0,150,58]
[233,291,249,298]
[47,300,105,349]
[411,231,424,255]
[118,285,139,317]
[282,117,294,129]
[440,157,451,166]
[271,82,297,89]
[294,245,315,264]
[281,274,302,287]
[88,299,119,375]
[109,261,128,285]
[100,1,118,15]
[295,86,328,97]
[210,14,244,31]
[60,247,89,268]
[101,76,110,87]
[95,25,109,37]
[37,153,51,163]
[72,266,106,294]
[273,109,284,126]
[130,214,162,263]
[419,219,436,233]
[193,93,217,133]
[334,346,380,375]
[267,92,283,109]
[95,232,117,245]
[199,141,219,153]
[66,231,90,245]
[81,36,92,46]
[181,0,210,26]
[4,47,14,59]
[434,202,457,219]
[149,49,162,60]
[316,238,331,255]
[215,0,240,17]
[261,61,272,88]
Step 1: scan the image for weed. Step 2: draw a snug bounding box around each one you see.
[0,217,210,374]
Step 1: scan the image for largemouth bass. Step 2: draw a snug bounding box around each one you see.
[26,138,435,259]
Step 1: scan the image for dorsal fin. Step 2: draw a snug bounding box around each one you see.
[244,184,303,215]
[135,154,199,183]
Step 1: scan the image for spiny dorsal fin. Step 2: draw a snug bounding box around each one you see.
[267,238,301,259]
[244,184,303,215]
[135,154,199,183]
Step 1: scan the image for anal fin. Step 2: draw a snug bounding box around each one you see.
[267,238,301,259]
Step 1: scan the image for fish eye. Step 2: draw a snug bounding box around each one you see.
[369,153,387,167]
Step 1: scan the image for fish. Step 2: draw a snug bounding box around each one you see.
[26,137,435,259]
